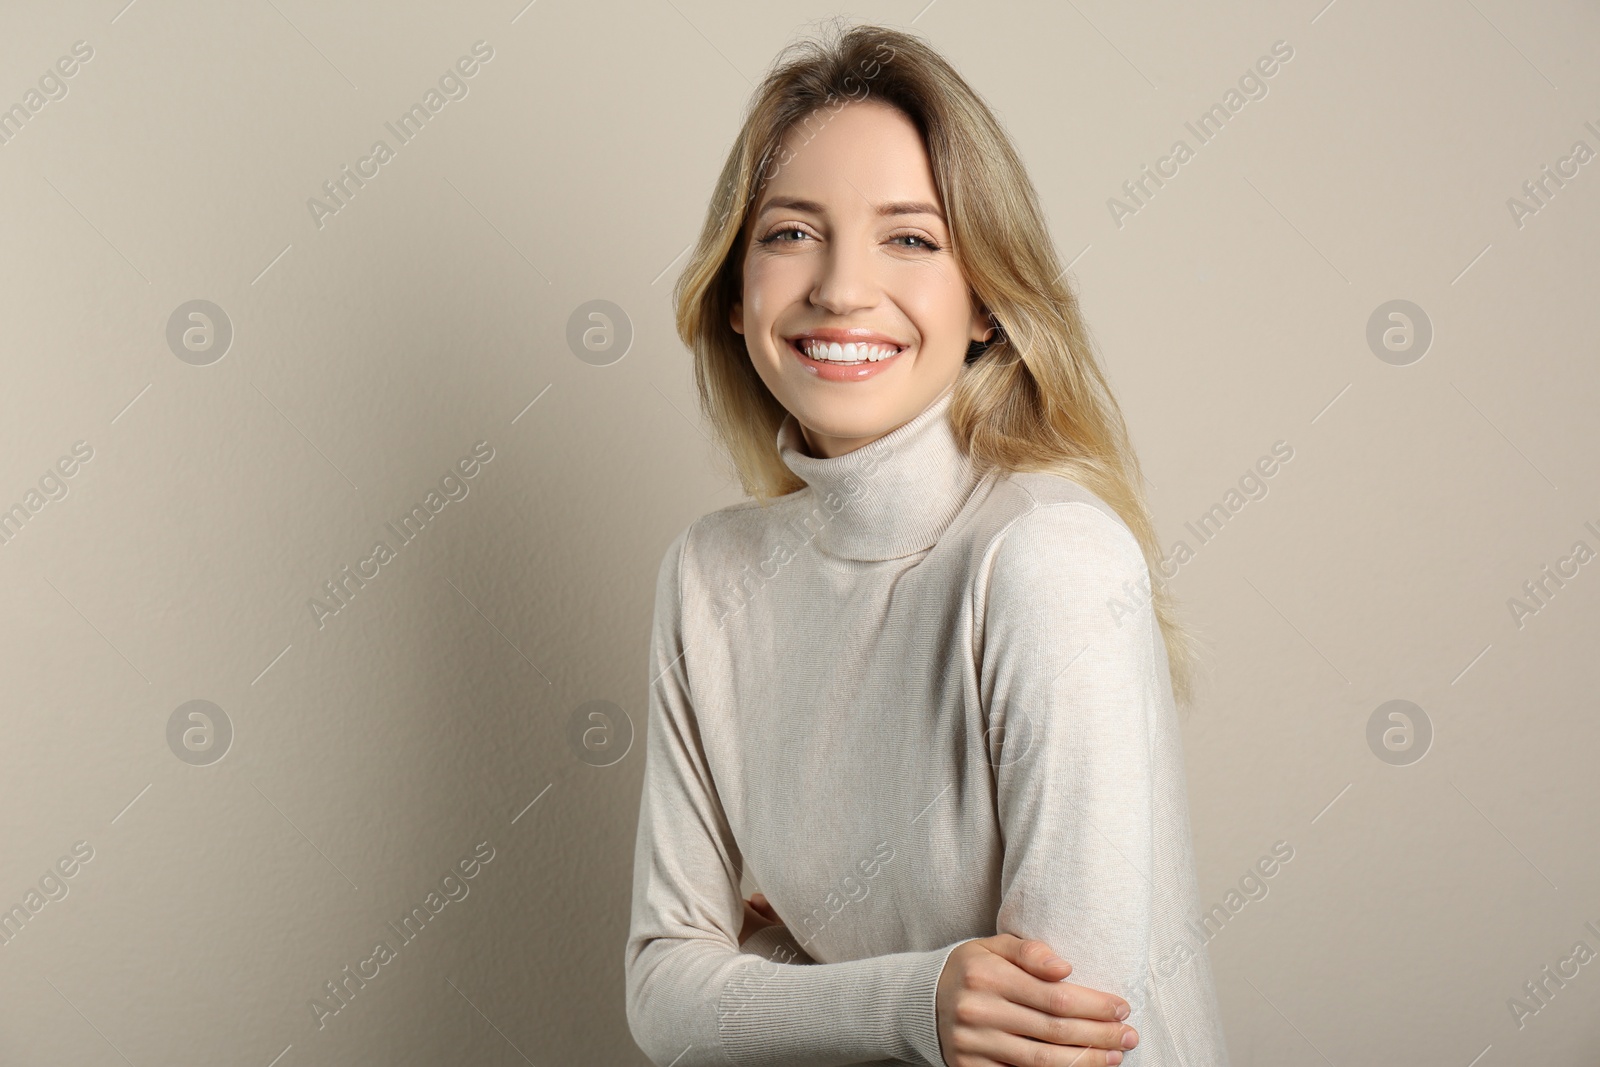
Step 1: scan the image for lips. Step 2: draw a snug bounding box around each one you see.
[786,336,908,381]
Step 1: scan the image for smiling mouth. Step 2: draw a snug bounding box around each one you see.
[788,338,908,365]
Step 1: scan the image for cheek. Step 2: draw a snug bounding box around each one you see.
[891,273,972,340]
[744,261,807,319]
[741,283,774,331]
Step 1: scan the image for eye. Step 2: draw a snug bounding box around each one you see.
[757,225,812,245]
[891,232,942,252]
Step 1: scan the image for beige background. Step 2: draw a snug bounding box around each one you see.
[1,0,1597,1063]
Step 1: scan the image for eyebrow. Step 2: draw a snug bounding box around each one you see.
[755,196,946,222]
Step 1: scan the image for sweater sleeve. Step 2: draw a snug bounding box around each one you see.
[979,502,1231,1067]
[624,525,974,1067]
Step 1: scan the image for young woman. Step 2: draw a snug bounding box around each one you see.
[624,21,1231,1067]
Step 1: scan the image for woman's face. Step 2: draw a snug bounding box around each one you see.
[730,99,991,459]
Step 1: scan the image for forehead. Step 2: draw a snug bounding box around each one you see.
[755,101,941,218]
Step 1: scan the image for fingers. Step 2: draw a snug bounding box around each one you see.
[973,997,1138,1056]
[1030,1038,1124,1067]
[987,935,1130,1024]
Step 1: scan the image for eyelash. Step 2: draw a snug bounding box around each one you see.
[757,226,943,252]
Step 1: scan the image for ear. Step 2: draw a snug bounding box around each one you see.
[730,295,744,336]
[969,300,995,344]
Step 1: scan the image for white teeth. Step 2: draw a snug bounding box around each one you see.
[797,340,902,363]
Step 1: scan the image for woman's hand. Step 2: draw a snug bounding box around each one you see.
[935,933,1139,1066]
[737,892,783,945]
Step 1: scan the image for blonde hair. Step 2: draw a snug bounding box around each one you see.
[672,18,1206,708]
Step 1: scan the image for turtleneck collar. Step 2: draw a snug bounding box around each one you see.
[775,381,987,562]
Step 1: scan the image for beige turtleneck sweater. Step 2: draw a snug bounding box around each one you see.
[624,381,1231,1066]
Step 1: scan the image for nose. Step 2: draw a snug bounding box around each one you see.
[809,239,879,316]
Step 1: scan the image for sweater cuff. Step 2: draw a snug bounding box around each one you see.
[716,936,980,1065]
[907,937,982,1067]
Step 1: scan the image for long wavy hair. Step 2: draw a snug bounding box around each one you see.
[672,18,1206,708]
